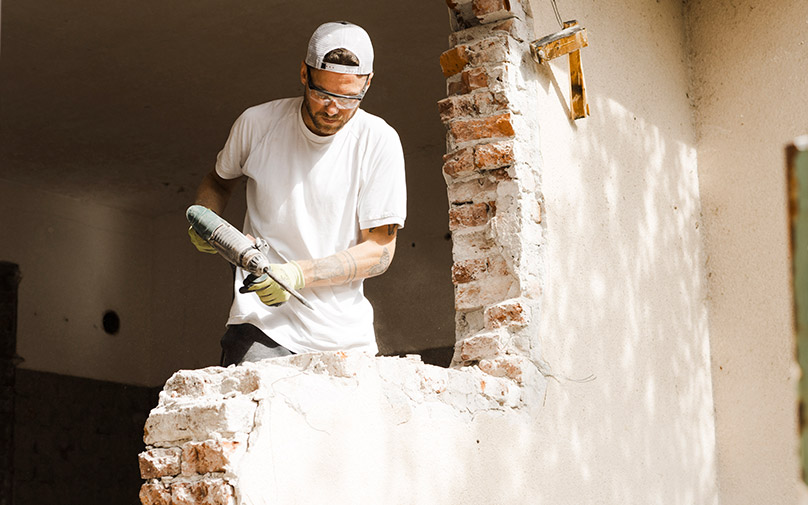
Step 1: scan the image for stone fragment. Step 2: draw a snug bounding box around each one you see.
[442,146,475,178]
[473,0,511,20]
[457,331,507,361]
[171,479,235,505]
[452,256,509,284]
[439,94,475,121]
[181,439,242,476]
[484,299,529,329]
[466,36,510,66]
[144,397,257,445]
[455,275,514,311]
[139,481,171,505]
[160,367,262,403]
[139,447,181,479]
[447,177,498,205]
[448,202,492,231]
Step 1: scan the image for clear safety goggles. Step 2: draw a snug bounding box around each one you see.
[306,66,369,110]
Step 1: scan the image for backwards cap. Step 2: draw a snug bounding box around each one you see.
[305,21,374,75]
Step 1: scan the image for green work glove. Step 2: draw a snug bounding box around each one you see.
[188,226,218,254]
[242,261,305,307]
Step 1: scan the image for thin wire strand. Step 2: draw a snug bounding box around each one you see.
[550,0,564,28]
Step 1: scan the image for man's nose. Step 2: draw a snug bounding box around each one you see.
[324,101,340,115]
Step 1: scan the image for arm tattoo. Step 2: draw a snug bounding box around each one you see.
[311,255,345,284]
[367,247,391,277]
[338,251,359,283]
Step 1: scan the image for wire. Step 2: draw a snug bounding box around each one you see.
[550,0,564,28]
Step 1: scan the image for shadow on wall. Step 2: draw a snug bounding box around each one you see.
[532,87,717,502]
[526,1,718,500]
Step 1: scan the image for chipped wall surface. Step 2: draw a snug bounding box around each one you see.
[139,353,545,505]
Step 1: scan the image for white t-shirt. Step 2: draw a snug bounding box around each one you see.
[215,97,406,354]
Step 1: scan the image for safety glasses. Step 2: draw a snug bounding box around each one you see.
[306,66,370,110]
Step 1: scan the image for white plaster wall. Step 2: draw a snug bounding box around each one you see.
[527,0,718,502]
[687,1,808,503]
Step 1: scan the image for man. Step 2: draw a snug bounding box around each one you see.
[189,21,406,366]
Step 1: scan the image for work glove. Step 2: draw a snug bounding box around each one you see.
[241,261,305,307]
[188,226,218,254]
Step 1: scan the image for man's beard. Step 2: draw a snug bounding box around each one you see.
[302,95,356,136]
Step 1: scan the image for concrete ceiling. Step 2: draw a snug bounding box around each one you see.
[0,0,450,217]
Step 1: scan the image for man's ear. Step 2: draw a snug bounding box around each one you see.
[365,72,374,90]
[299,61,307,86]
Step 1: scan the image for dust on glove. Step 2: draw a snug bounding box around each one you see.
[242,261,305,306]
[188,226,218,254]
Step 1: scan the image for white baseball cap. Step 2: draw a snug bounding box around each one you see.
[305,21,374,75]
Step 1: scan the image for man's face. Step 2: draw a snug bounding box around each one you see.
[299,62,372,136]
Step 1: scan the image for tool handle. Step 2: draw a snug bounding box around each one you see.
[186,205,314,310]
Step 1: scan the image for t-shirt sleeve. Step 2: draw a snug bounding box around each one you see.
[358,124,407,230]
[215,109,255,180]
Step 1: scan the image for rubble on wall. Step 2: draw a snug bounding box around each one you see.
[138,352,545,504]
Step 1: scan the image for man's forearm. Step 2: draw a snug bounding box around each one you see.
[297,227,397,288]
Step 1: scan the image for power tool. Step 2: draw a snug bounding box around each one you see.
[186,205,314,310]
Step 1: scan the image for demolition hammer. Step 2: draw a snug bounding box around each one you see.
[186,205,314,310]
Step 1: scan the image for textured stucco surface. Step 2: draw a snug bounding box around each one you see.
[687,1,808,503]
[526,0,719,502]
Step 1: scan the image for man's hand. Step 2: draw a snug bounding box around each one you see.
[243,261,305,306]
[188,227,218,254]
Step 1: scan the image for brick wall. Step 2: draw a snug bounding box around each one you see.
[438,0,546,368]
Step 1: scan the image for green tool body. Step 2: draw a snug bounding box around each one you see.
[186,205,313,310]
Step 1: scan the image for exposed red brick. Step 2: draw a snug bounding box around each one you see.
[473,0,511,18]
[479,356,533,384]
[463,67,489,91]
[449,113,515,144]
[453,256,509,284]
[171,479,234,505]
[439,46,469,78]
[449,202,492,231]
[181,439,241,476]
[448,79,471,96]
[467,37,509,66]
[474,91,510,116]
[452,258,487,284]
[140,482,171,505]
[475,140,514,170]
[488,167,512,181]
[484,300,528,329]
[450,17,518,46]
[459,333,504,361]
[139,448,181,480]
[438,95,476,123]
[451,228,496,257]
[443,147,475,178]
